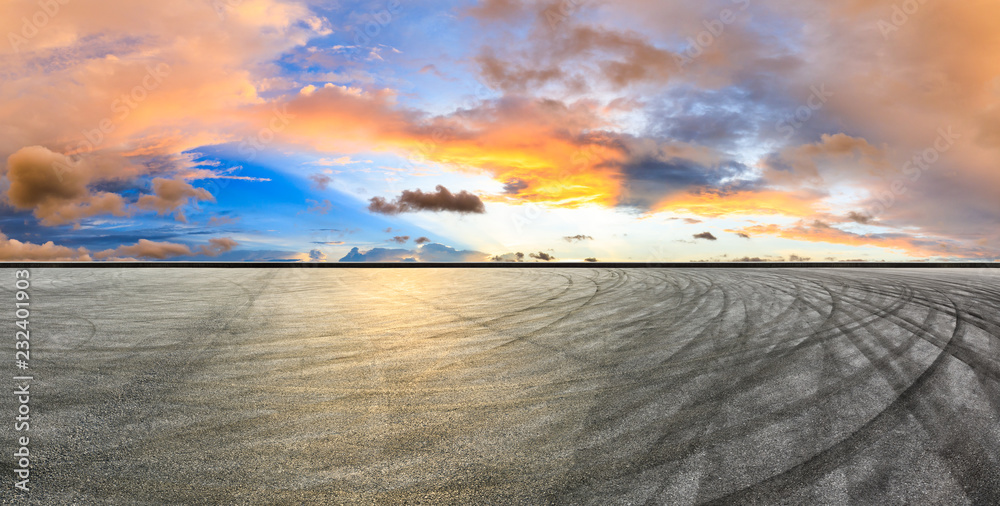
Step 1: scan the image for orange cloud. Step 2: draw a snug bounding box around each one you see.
[136,178,215,222]
[0,232,91,261]
[731,223,986,259]
[762,134,891,187]
[0,0,326,199]
[95,237,238,260]
[654,188,821,218]
[3,146,130,226]
[277,88,628,206]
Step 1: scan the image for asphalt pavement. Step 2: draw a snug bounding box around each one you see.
[1,267,998,504]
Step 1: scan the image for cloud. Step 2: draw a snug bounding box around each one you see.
[339,243,487,262]
[654,187,822,218]
[282,90,625,208]
[670,216,709,224]
[306,199,331,214]
[3,146,130,226]
[474,24,679,92]
[339,246,411,262]
[735,232,751,239]
[502,178,530,195]
[0,231,92,261]
[693,232,717,241]
[583,257,598,262]
[309,173,332,190]
[491,252,525,262]
[617,155,753,209]
[733,223,991,259]
[418,243,489,262]
[563,234,594,242]
[788,254,812,262]
[389,236,410,244]
[368,185,486,215]
[136,178,214,222]
[646,87,767,151]
[208,216,240,226]
[95,237,237,260]
[0,0,326,211]
[414,236,431,244]
[464,0,525,21]
[846,211,874,224]
[308,249,327,262]
[762,134,891,188]
[4,0,1000,262]
[529,251,555,261]
[96,240,191,260]
[202,237,238,256]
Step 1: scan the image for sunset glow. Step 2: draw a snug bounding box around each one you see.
[2,0,998,261]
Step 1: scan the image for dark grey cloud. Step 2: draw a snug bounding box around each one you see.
[847,211,874,224]
[647,85,760,150]
[491,252,525,262]
[668,217,703,224]
[788,255,812,262]
[693,232,717,241]
[563,234,594,242]
[643,76,827,150]
[368,185,485,215]
[529,251,555,261]
[414,236,431,244]
[389,236,409,244]
[502,178,530,195]
[735,232,750,239]
[616,155,753,209]
[584,257,598,262]
[309,173,332,191]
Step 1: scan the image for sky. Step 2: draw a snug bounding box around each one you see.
[1,0,998,262]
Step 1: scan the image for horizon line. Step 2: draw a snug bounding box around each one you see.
[1,262,998,268]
